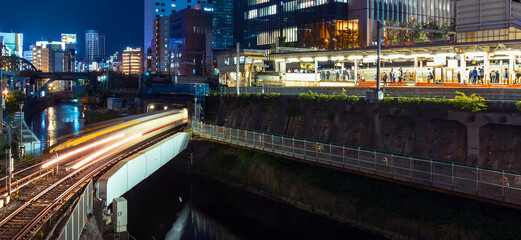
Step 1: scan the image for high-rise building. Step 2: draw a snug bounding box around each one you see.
[122,48,143,75]
[210,0,233,49]
[169,9,212,76]
[150,16,170,74]
[0,32,23,57]
[235,0,454,49]
[85,30,105,65]
[144,0,210,55]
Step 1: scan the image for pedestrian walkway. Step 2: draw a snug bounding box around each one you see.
[192,121,521,209]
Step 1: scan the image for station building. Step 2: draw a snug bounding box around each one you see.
[221,0,521,87]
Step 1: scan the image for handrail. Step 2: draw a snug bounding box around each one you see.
[192,120,521,207]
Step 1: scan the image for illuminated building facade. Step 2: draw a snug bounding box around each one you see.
[122,48,143,75]
[0,32,23,57]
[150,16,170,74]
[85,30,105,64]
[235,0,454,49]
[144,0,210,55]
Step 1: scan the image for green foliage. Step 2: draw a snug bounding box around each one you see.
[317,94,333,102]
[298,91,318,100]
[5,90,26,115]
[516,101,521,112]
[333,94,348,101]
[451,91,487,112]
[240,93,251,98]
[263,93,280,100]
[379,92,487,112]
[336,29,362,49]
[347,95,360,103]
[256,93,262,98]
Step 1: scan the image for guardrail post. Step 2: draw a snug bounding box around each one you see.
[304,140,307,160]
[451,162,455,190]
[281,135,284,154]
[475,166,479,194]
[253,132,256,148]
[342,146,345,167]
[271,134,274,152]
[502,170,506,200]
[357,147,360,171]
[409,156,413,181]
[292,137,295,157]
[374,151,377,172]
[329,143,332,165]
[430,159,433,184]
[391,153,394,177]
[316,142,319,163]
[262,133,265,150]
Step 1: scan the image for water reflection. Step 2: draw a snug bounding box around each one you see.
[28,103,84,150]
[165,203,240,240]
[125,164,385,240]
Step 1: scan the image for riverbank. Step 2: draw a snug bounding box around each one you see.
[175,140,521,240]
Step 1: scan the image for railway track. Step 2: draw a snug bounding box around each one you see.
[0,129,180,239]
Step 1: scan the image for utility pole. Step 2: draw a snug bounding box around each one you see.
[236,42,240,95]
[5,147,12,196]
[376,20,382,94]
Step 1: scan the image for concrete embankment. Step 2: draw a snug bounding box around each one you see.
[174,140,521,240]
[206,95,521,173]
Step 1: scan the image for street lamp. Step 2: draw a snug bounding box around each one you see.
[18,103,23,160]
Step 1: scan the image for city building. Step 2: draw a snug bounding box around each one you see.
[23,49,33,63]
[149,16,170,74]
[32,40,76,73]
[32,45,53,72]
[455,0,521,43]
[85,30,105,65]
[216,49,267,87]
[235,0,454,49]
[169,9,213,76]
[210,0,233,49]
[144,0,211,55]
[0,32,23,57]
[122,48,143,75]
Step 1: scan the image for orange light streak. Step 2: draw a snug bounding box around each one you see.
[42,133,125,169]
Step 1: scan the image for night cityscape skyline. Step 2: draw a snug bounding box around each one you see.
[0,0,143,58]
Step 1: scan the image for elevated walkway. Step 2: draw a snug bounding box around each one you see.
[192,121,521,209]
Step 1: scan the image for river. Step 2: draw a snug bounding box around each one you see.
[30,103,383,240]
[28,102,84,150]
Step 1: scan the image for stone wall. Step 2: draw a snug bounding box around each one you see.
[208,96,521,172]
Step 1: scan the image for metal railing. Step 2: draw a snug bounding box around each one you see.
[220,87,521,101]
[192,121,521,207]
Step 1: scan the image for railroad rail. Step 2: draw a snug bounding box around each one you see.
[0,129,179,239]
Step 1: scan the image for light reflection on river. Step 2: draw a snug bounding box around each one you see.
[28,102,84,150]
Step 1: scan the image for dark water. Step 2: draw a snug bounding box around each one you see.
[28,102,84,150]
[124,162,385,240]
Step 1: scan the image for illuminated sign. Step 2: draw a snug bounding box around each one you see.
[203,7,214,12]
[61,34,77,43]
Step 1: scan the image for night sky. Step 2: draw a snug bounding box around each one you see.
[0,0,144,59]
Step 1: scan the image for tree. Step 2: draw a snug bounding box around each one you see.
[336,29,361,49]
[5,90,26,115]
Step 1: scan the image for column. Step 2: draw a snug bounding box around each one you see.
[419,60,423,82]
[314,59,318,86]
[460,53,466,84]
[414,56,418,83]
[354,59,359,82]
[509,52,515,84]
[341,61,345,81]
[467,125,480,159]
[484,52,490,85]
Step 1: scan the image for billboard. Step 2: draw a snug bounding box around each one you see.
[61,34,77,43]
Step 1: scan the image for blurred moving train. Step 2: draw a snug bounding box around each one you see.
[50,108,189,153]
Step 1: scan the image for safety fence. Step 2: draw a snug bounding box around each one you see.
[221,86,521,101]
[192,121,521,207]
